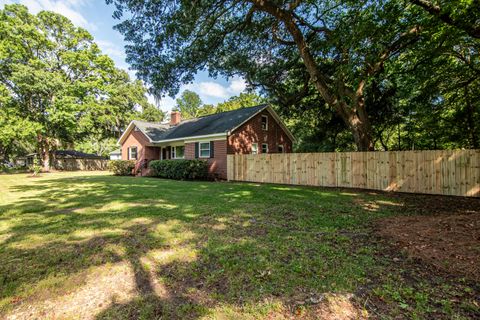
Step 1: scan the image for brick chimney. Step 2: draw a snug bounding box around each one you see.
[170,111,181,126]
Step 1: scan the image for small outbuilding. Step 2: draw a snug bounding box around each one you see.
[18,150,107,171]
[109,149,122,160]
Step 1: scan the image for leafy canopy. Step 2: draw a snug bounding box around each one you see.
[0,4,161,161]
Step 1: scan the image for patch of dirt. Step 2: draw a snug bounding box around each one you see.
[376,213,480,281]
[381,192,480,216]
[5,261,165,320]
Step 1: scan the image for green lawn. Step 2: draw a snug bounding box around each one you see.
[0,172,477,319]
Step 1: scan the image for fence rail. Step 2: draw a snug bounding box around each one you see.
[227,150,480,197]
[53,158,108,171]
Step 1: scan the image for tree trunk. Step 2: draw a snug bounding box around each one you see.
[42,147,50,172]
[38,135,50,172]
[347,115,374,151]
[249,0,375,151]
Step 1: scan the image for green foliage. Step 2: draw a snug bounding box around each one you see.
[0,4,153,165]
[174,90,203,119]
[109,0,480,151]
[173,90,265,119]
[28,158,42,176]
[107,160,136,176]
[149,159,208,180]
[75,136,118,158]
[139,104,165,122]
[198,93,266,116]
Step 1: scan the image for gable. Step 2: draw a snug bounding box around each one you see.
[117,104,293,145]
[230,106,295,142]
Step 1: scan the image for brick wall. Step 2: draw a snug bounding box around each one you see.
[185,140,228,179]
[227,110,293,154]
[121,130,150,161]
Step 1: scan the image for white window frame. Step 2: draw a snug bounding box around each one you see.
[173,146,185,159]
[199,142,211,158]
[278,145,284,153]
[261,143,268,154]
[128,146,138,160]
[261,115,268,130]
[251,143,258,155]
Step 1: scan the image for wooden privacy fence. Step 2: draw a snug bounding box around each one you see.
[227,150,480,197]
[53,158,108,171]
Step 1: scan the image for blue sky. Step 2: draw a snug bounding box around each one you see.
[0,0,247,111]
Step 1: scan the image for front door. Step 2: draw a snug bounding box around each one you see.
[162,147,170,160]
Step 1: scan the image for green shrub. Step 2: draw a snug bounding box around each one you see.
[149,159,208,180]
[107,160,136,176]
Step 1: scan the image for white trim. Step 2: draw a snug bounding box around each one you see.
[158,133,226,144]
[227,105,268,135]
[251,143,258,155]
[117,121,154,145]
[227,105,295,142]
[128,146,138,160]
[199,142,211,158]
[118,105,294,147]
[278,144,284,153]
[261,114,268,130]
[172,145,185,159]
[261,143,268,154]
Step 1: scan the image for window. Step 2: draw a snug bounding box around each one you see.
[199,142,210,158]
[262,143,268,153]
[261,115,268,130]
[172,146,185,159]
[251,143,258,155]
[128,146,138,160]
[278,145,284,153]
[175,146,185,159]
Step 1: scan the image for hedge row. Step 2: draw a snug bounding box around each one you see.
[107,160,136,175]
[149,159,208,180]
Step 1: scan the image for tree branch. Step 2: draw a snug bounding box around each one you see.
[410,0,480,38]
[272,22,296,45]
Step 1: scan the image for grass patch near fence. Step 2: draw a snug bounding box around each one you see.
[0,171,478,319]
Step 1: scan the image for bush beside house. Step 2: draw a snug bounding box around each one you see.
[107,160,136,176]
[149,159,208,180]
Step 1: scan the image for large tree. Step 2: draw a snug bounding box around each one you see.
[409,0,480,38]
[107,0,429,150]
[0,4,153,168]
[174,90,203,119]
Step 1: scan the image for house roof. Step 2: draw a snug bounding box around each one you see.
[24,150,105,159]
[110,149,121,155]
[157,104,268,141]
[55,150,105,159]
[118,104,294,144]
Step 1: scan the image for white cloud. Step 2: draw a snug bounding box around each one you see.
[198,82,230,99]
[149,76,248,112]
[96,40,126,60]
[1,0,97,31]
[228,77,247,93]
[182,76,247,101]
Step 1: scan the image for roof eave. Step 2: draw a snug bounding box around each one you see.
[151,132,227,144]
[117,120,154,145]
[226,104,296,142]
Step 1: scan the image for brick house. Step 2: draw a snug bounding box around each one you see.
[117,104,294,179]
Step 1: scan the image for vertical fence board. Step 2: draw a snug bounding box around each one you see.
[227,150,480,197]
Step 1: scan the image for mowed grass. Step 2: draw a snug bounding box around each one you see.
[0,172,476,319]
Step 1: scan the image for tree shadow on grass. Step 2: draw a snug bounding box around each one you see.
[1,173,453,319]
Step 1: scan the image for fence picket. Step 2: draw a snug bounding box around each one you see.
[227,150,480,197]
